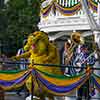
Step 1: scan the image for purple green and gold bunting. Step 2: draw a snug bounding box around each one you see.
[35,69,90,95]
[41,1,81,17]
[36,69,85,86]
[0,69,31,90]
[41,0,99,17]
[41,4,52,17]
[88,0,98,13]
[93,74,100,91]
[0,67,100,94]
[55,2,81,16]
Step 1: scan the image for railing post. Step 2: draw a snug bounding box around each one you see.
[0,87,4,100]
[31,59,34,100]
[31,74,34,100]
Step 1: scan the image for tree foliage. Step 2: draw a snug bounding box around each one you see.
[0,0,40,56]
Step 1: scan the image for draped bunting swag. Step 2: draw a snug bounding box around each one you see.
[41,0,99,17]
[0,68,100,95]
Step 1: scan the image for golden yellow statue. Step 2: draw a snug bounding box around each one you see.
[12,31,62,100]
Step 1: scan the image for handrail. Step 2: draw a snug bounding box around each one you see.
[0,60,99,70]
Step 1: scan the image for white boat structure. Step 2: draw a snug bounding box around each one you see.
[38,0,100,42]
[38,0,100,100]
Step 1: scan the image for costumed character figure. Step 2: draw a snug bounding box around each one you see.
[12,31,62,100]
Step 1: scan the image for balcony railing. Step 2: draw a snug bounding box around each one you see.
[38,0,100,32]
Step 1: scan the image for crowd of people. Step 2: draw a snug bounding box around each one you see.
[0,54,15,70]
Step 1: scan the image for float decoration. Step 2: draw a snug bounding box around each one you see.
[41,1,81,17]
[41,0,99,17]
[0,66,100,95]
[0,31,99,97]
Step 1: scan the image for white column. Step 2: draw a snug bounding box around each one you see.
[71,0,74,6]
[68,0,71,7]
[97,3,100,25]
[62,0,65,6]
[93,31,100,48]
[93,31,100,99]
[75,0,78,4]
[59,0,62,5]
[80,0,99,30]
[65,0,68,7]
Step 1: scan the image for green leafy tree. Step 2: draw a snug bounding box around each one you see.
[0,0,40,56]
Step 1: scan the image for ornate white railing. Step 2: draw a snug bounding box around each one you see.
[38,0,100,32]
